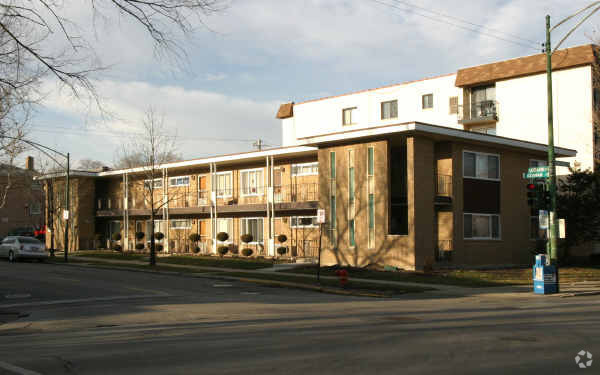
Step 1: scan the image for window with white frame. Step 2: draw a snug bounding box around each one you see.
[464,213,500,240]
[216,172,232,197]
[240,218,264,243]
[216,218,232,241]
[292,162,318,176]
[170,219,192,229]
[463,151,500,180]
[169,176,190,187]
[290,216,318,228]
[381,100,398,119]
[30,201,41,215]
[240,169,264,196]
[342,107,356,126]
[529,159,548,168]
[144,178,163,189]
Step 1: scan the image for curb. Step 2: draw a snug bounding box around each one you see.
[50,261,393,298]
[558,290,600,298]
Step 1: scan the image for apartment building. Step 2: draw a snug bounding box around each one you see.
[41,45,594,269]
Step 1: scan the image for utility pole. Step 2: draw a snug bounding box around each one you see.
[253,139,263,151]
[545,16,559,265]
[64,152,70,263]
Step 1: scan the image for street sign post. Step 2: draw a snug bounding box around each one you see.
[316,209,326,284]
[539,210,549,230]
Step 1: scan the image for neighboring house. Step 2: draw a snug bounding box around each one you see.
[0,157,44,238]
[280,44,600,173]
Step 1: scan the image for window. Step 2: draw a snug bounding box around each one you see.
[240,169,264,196]
[216,218,232,241]
[342,107,357,125]
[594,88,600,111]
[463,151,500,180]
[422,94,433,109]
[471,85,496,119]
[330,151,337,243]
[291,216,318,228]
[471,126,496,135]
[144,178,163,189]
[348,149,355,247]
[529,159,548,168]
[145,220,166,237]
[292,162,318,176]
[330,152,336,179]
[240,218,263,243]
[169,176,190,187]
[216,172,232,197]
[381,100,398,120]
[170,219,192,229]
[449,96,458,114]
[464,213,501,240]
[30,202,41,215]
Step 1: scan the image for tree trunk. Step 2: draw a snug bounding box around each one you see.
[150,191,156,266]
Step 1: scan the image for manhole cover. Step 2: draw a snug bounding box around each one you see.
[5,294,31,299]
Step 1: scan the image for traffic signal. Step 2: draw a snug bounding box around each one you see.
[541,189,551,210]
[527,183,537,207]
[526,182,547,214]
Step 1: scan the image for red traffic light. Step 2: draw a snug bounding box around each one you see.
[527,183,536,190]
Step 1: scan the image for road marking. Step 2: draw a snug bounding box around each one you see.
[241,292,260,295]
[213,283,233,287]
[4,294,31,299]
[0,361,42,375]
[0,292,171,309]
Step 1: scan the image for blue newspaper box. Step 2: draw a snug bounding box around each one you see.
[533,254,558,294]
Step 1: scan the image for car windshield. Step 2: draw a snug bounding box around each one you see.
[19,237,41,244]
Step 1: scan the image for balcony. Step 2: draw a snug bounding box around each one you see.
[96,183,319,216]
[458,100,498,125]
[435,174,452,205]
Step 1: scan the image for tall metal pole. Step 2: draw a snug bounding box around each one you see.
[64,152,70,263]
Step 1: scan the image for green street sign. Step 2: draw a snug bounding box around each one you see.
[525,166,549,179]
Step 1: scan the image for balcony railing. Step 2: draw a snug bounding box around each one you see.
[458,100,498,123]
[274,183,319,203]
[436,239,453,262]
[435,174,452,197]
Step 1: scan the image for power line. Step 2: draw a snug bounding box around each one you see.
[387,0,540,45]
[368,0,540,50]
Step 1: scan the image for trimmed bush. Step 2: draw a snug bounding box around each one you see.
[113,244,122,252]
[229,247,239,255]
[216,232,229,242]
[154,232,164,240]
[193,246,201,254]
[277,234,287,243]
[241,248,253,257]
[156,244,164,252]
[217,246,229,256]
[135,243,145,251]
[189,233,201,242]
[112,233,122,241]
[277,246,287,256]
[135,231,145,240]
[240,233,253,244]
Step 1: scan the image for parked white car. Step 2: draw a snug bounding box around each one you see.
[0,236,48,262]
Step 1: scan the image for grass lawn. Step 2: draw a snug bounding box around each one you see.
[49,256,218,274]
[281,265,600,287]
[71,251,274,270]
[220,271,433,295]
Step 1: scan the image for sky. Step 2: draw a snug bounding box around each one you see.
[26,0,600,169]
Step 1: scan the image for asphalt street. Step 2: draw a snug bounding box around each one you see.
[0,260,598,374]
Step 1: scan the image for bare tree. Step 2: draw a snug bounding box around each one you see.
[113,150,181,169]
[117,107,178,265]
[77,158,105,171]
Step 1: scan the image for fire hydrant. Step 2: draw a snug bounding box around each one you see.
[335,269,349,288]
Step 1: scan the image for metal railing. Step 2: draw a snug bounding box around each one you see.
[289,239,319,258]
[275,183,319,203]
[436,239,453,262]
[458,100,498,122]
[435,174,452,197]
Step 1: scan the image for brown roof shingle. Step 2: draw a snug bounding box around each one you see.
[276,102,294,119]
[455,44,598,87]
